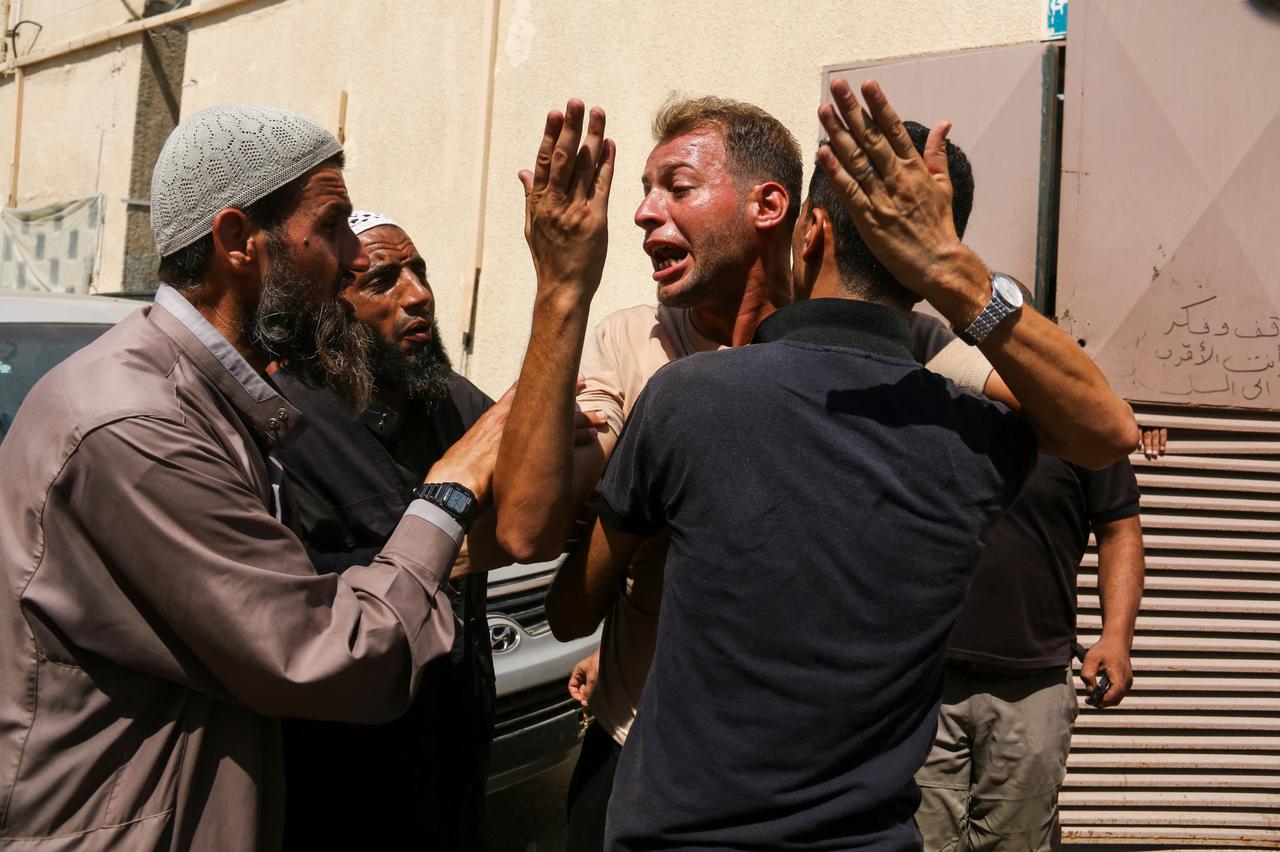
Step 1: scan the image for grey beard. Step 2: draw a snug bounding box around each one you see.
[368,319,454,405]
[243,234,374,411]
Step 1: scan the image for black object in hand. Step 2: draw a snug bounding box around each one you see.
[1086,673,1110,707]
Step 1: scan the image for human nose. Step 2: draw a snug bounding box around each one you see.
[634,189,663,232]
[400,270,433,312]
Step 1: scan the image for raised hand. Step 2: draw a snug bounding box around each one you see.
[816,78,969,305]
[519,100,616,305]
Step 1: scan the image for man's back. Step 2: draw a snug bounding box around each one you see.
[598,300,1035,850]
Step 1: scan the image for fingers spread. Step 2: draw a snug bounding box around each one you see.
[818,102,873,185]
[861,80,915,160]
[532,110,564,191]
[549,99,585,193]
[829,78,896,179]
[572,106,607,200]
[814,135,870,220]
[593,138,617,202]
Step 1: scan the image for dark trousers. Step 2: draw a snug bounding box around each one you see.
[566,722,623,852]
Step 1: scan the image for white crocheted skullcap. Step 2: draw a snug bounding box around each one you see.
[150,103,343,256]
[348,210,403,236]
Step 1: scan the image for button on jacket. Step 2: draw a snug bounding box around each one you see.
[0,286,461,851]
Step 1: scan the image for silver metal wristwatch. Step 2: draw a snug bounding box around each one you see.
[956,272,1025,345]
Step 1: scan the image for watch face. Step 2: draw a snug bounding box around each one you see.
[444,489,471,515]
[993,273,1025,308]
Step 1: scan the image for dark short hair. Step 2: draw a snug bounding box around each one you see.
[806,122,973,308]
[653,95,803,231]
[157,151,346,289]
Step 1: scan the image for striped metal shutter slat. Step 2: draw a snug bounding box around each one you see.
[1061,405,1280,847]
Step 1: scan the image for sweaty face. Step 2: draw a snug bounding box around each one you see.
[634,129,753,308]
[243,165,375,410]
[342,225,453,402]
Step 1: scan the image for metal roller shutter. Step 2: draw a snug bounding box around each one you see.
[1062,404,1280,847]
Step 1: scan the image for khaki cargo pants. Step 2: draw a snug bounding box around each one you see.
[914,665,1077,852]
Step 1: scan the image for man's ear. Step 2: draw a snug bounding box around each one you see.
[748,181,791,232]
[210,208,259,275]
[802,206,828,263]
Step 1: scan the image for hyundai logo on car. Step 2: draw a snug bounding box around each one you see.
[488,619,521,654]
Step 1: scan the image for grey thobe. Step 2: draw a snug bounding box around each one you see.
[0,285,460,850]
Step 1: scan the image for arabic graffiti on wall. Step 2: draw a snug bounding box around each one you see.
[1134,293,1280,404]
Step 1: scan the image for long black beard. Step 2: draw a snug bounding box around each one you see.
[367,318,454,406]
[243,234,374,411]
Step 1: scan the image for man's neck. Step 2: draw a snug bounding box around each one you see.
[688,251,789,347]
[808,261,911,316]
[182,281,270,375]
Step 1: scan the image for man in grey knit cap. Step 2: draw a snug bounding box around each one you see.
[0,104,503,850]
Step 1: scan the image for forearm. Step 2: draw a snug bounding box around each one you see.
[1094,515,1146,644]
[494,290,593,561]
[545,519,639,641]
[925,246,1138,468]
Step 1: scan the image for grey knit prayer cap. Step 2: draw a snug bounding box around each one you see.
[150,103,343,256]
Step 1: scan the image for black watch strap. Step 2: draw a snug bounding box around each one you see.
[413,482,479,529]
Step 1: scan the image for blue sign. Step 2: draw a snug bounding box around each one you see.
[1047,0,1068,38]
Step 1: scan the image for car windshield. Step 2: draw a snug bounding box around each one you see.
[0,323,113,440]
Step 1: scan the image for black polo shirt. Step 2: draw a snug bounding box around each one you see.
[598,298,1036,851]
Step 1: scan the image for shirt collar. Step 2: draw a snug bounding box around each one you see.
[152,284,300,446]
[751,298,915,361]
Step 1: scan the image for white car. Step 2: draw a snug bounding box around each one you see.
[0,288,598,790]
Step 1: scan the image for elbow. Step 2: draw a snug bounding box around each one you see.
[496,518,569,564]
[1078,411,1141,470]
[545,597,596,642]
[496,527,564,565]
[1101,407,1142,467]
[548,614,595,643]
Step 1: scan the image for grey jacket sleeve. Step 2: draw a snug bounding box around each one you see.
[28,415,458,723]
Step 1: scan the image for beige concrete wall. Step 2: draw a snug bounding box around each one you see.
[14,0,136,51]
[0,75,15,206]
[181,0,494,363]
[6,37,142,292]
[4,0,1045,382]
[466,0,1045,396]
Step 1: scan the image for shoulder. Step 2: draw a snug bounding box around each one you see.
[31,310,183,434]
[588,303,663,347]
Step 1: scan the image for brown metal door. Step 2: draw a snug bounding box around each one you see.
[1057,0,1280,411]
[823,42,1059,308]
[1056,3,1280,841]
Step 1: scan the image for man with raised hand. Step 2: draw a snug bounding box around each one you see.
[794,124,1145,851]
[492,96,801,850]
[509,78,1137,848]
[0,105,502,850]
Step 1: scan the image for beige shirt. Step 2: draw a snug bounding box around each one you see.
[0,286,460,850]
[576,304,993,748]
[577,304,723,746]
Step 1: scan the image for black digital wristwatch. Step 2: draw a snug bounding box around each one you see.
[413,482,480,529]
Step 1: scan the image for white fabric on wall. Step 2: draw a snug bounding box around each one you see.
[0,195,104,293]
